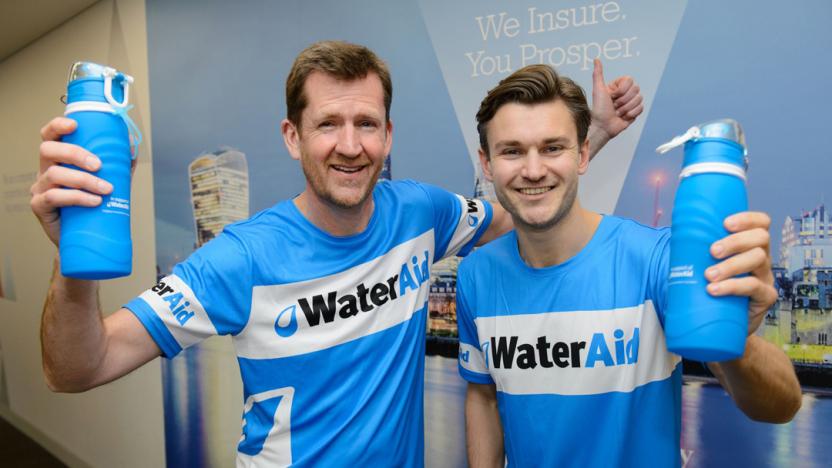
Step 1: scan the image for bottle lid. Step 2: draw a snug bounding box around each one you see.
[656,119,746,155]
[699,119,745,148]
[67,61,110,82]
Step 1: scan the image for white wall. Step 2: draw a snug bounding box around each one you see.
[0,0,165,466]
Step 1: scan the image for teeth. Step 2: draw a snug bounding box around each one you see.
[333,165,362,173]
[519,187,551,195]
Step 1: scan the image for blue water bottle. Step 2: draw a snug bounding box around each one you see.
[60,62,140,279]
[656,119,749,362]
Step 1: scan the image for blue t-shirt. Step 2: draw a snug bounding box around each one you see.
[126,180,492,467]
[457,216,682,468]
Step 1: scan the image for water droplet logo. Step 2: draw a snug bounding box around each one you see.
[275,304,298,338]
[468,214,479,227]
[480,341,490,369]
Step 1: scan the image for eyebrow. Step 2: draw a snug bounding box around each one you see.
[493,136,570,150]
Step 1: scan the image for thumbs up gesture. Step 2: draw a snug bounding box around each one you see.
[591,58,643,139]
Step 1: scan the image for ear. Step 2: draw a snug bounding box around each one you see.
[281,118,301,161]
[383,119,393,156]
[577,138,591,175]
[478,147,494,181]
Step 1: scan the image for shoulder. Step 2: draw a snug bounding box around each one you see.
[459,231,516,276]
[217,199,304,250]
[604,216,671,250]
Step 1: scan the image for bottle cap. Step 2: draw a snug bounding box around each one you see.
[68,61,134,85]
[656,118,746,155]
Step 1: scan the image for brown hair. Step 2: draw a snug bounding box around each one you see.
[476,64,590,156]
[285,41,393,127]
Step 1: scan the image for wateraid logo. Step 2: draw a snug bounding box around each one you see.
[465,198,479,227]
[274,251,430,338]
[484,328,640,370]
[275,305,298,337]
[151,280,195,326]
[459,350,470,363]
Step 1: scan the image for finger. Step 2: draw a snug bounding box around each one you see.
[609,76,632,98]
[710,227,770,260]
[615,94,643,117]
[36,165,113,195]
[592,59,606,98]
[623,103,643,120]
[31,188,102,213]
[40,117,77,142]
[612,82,639,108]
[39,141,101,173]
[707,276,777,304]
[724,211,771,233]
[705,247,769,282]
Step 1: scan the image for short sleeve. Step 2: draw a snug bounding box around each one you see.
[456,259,494,385]
[649,228,672,326]
[124,229,253,358]
[416,182,492,261]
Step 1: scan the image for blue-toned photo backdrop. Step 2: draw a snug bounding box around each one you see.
[145,1,832,466]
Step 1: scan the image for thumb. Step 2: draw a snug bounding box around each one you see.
[592,59,606,98]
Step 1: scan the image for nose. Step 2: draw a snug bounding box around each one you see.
[521,151,545,181]
[334,124,362,158]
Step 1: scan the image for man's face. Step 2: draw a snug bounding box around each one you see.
[283,71,392,210]
[479,99,589,231]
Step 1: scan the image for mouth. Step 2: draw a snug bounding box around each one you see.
[331,164,366,174]
[516,186,554,196]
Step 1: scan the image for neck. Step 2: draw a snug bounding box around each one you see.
[293,189,374,237]
[515,201,602,268]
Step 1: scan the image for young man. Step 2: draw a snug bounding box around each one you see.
[457,64,802,467]
[31,42,641,465]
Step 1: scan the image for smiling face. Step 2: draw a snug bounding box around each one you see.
[282,71,392,211]
[480,99,589,232]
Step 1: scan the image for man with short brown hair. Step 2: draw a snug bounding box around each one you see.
[458,64,801,467]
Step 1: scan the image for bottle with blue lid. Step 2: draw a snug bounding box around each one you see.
[60,61,141,279]
[657,119,749,362]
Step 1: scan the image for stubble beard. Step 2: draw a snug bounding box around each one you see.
[495,178,578,233]
[300,152,382,210]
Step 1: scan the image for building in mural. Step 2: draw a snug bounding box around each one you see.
[765,203,832,367]
[428,256,460,337]
[188,148,250,247]
[161,147,252,467]
[380,154,392,181]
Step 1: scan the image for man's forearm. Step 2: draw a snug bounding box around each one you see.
[41,256,108,392]
[466,383,504,468]
[708,335,802,423]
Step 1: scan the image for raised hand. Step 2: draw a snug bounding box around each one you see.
[591,58,643,139]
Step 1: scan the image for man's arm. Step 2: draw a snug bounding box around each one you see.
[704,212,802,422]
[707,336,801,423]
[33,118,160,392]
[477,60,643,245]
[466,383,504,468]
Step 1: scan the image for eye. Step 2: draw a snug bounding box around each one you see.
[543,145,564,154]
[500,148,521,156]
[358,120,379,129]
[318,120,335,129]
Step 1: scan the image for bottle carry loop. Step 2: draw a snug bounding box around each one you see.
[656,126,701,154]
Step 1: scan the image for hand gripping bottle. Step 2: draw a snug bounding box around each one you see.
[656,119,749,362]
[59,62,141,279]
